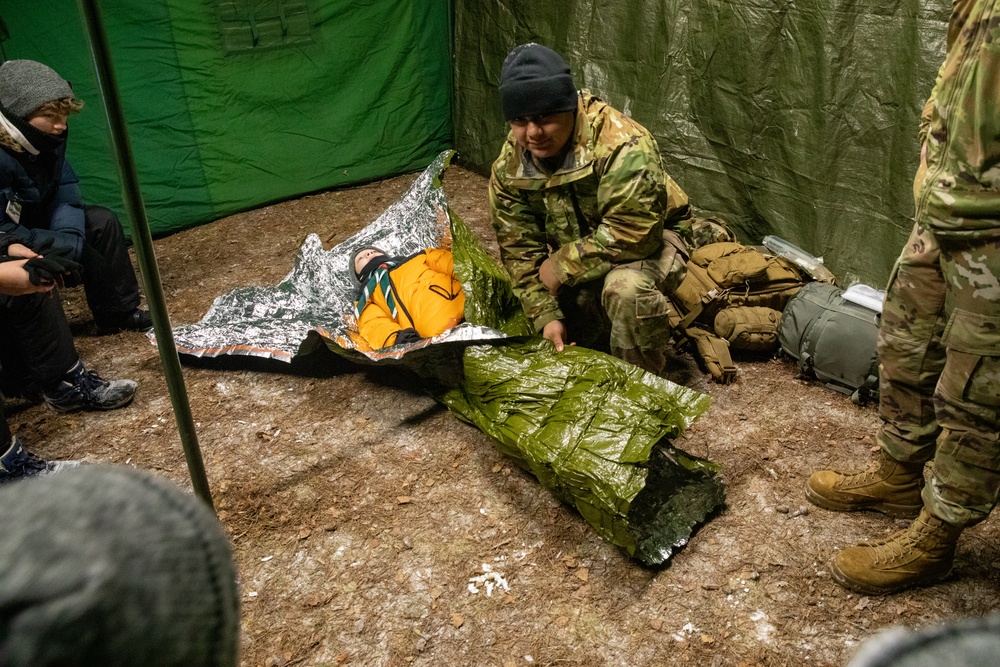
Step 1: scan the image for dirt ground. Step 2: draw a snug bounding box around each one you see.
[9,164,1000,666]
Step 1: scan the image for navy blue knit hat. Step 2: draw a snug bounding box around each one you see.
[499,44,578,121]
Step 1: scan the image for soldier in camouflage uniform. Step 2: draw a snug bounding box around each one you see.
[805,0,1000,595]
[489,43,719,375]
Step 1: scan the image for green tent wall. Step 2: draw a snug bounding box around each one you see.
[452,0,952,285]
[0,0,452,236]
[2,1,954,284]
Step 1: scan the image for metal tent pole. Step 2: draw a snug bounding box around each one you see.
[76,0,214,509]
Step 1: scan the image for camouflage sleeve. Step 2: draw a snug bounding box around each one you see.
[917,0,1000,233]
[489,166,564,331]
[547,135,670,287]
[919,0,965,145]
[918,94,935,146]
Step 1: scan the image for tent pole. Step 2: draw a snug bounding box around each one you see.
[75,0,215,509]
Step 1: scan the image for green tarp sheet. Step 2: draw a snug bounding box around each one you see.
[4,1,955,285]
[452,0,952,285]
[1,0,451,235]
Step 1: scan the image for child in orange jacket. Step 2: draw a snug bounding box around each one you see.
[350,246,465,349]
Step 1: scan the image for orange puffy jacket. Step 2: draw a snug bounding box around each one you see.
[356,248,465,349]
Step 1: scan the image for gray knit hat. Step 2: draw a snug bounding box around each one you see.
[499,44,578,121]
[0,465,240,666]
[0,60,74,118]
[349,245,385,285]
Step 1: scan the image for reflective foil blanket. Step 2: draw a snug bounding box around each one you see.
[165,151,725,566]
[169,152,509,363]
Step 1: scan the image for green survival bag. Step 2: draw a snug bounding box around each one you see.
[778,282,880,404]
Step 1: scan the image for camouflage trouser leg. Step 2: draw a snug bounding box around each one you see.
[601,237,687,375]
[877,223,949,462]
[878,222,1000,526]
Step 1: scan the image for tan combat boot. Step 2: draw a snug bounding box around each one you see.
[805,451,924,517]
[830,508,963,595]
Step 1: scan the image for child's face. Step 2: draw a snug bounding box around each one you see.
[354,248,384,275]
[28,108,69,136]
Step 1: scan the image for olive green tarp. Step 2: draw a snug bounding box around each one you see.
[3,1,952,283]
[0,0,451,235]
[452,0,952,286]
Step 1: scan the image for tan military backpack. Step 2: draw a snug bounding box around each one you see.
[668,242,809,383]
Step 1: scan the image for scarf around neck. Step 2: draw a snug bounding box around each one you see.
[353,256,400,319]
[0,104,66,156]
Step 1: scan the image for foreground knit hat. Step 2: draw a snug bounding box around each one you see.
[0,60,74,118]
[0,465,240,666]
[848,613,1000,667]
[499,43,578,121]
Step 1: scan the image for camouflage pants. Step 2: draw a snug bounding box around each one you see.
[877,222,1000,526]
[601,232,688,374]
[558,238,687,374]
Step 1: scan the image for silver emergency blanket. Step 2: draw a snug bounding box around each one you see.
[167,152,508,362]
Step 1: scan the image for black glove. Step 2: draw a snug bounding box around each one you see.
[23,255,84,288]
[0,233,72,260]
[394,328,423,345]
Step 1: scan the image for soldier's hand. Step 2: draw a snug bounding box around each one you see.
[538,257,562,295]
[542,320,575,352]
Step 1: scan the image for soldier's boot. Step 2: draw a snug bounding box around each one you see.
[805,450,924,518]
[831,508,963,595]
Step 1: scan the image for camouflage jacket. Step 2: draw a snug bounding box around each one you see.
[489,91,690,330]
[916,0,1000,238]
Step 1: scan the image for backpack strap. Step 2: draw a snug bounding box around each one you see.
[851,374,880,406]
[687,328,738,384]
[798,351,814,378]
[678,287,725,330]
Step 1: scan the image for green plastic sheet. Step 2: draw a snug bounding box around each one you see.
[452,0,952,286]
[2,0,451,235]
[429,340,719,565]
[437,203,722,565]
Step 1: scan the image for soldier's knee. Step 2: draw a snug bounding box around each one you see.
[601,268,650,312]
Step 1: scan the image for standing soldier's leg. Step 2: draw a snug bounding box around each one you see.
[806,223,945,517]
[921,236,1000,526]
[876,223,949,464]
[830,234,1000,594]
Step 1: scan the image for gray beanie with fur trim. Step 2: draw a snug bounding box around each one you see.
[0,60,74,118]
[0,465,240,666]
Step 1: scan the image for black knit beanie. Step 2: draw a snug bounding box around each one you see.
[0,60,74,119]
[0,465,240,666]
[499,43,578,121]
